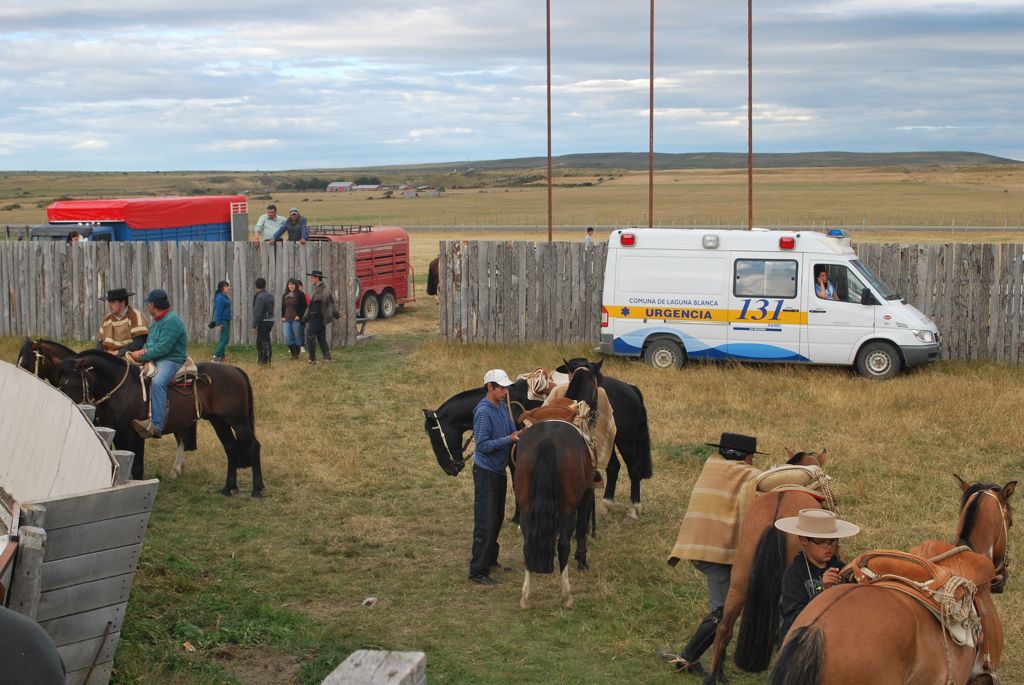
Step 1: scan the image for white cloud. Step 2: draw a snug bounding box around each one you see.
[71,139,109,150]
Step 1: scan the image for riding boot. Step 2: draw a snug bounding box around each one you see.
[674,609,722,675]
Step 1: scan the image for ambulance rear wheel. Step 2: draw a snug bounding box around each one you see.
[643,339,686,370]
[855,341,902,380]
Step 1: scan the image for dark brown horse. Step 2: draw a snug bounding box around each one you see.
[515,368,598,609]
[770,476,1014,685]
[58,350,263,496]
[703,450,831,684]
[17,337,197,478]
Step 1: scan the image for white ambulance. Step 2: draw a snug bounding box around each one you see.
[598,228,940,379]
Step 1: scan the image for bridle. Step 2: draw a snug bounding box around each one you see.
[427,411,473,468]
[75,356,133,406]
[961,488,1011,585]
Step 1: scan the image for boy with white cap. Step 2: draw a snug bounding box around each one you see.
[774,508,860,642]
[468,369,521,585]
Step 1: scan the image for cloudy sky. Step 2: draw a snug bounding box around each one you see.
[2,0,1022,171]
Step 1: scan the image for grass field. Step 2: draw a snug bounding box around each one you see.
[2,241,1022,683]
[2,165,1024,233]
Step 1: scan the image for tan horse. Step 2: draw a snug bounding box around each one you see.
[702,450,831,683]
[769,476,1014,685]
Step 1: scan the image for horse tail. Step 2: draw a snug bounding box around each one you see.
[734,525,787,672]
[523,438,560,574]
[631,385,653,479]
[769,626,824,685]
[233,366,257,468]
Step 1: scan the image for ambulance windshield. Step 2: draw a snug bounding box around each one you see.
[850,260,898,300]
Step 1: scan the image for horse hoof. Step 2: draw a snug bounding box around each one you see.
[251,491,263,499]
[219,487,236,496]
[520,599,529,610]
[600,498,615,513]
[622,514,638,526]
[577,561,590,572]
[561,595,574,609]
[167,469,178,480]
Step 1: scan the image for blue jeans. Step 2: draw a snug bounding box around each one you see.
[284,319,304,346]
[150,359,179,433]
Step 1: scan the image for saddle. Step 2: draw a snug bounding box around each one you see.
[139,357,199,385]
[755,464,836,510]
[842,549,986,647]
[519,397,583,427]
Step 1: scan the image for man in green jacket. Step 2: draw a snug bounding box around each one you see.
[129,289,188,438]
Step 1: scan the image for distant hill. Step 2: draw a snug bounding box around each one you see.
[332,151,1020,173]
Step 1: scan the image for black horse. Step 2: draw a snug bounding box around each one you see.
[516,367,598,609]
[58,350,264,496]
[556,357,652,522]
[17,337,199,477]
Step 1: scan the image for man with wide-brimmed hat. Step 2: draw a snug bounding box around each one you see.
[96,288,149,356]
[129,289,187,439]
[775,509,859,642]
[300,270,339,364]
[666,433,766,675]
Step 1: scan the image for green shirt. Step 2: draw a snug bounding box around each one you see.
[140,309,187,364]
[254,214,287,241]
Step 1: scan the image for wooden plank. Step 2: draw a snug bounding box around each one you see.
[1011,244,1024,366]
[37,573,133,622]
[65,660,113,685]
[57,630,121,673]
[8,525,46,618]
[41,544,142,593]
[322,650,427,685]
[39,601,126,647]
[44,513,151,562]
[26,480,158,530]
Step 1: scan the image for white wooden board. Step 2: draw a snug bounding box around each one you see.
[0,362,115,502]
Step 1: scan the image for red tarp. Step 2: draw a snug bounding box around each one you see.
[47,196,246,229]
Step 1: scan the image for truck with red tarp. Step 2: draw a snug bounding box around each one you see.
[307,224,415,319]
[34,195,249,242]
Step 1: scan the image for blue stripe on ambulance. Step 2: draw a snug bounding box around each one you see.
[613,326,809,362]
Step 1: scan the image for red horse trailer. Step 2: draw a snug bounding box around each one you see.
[308,225,415,319]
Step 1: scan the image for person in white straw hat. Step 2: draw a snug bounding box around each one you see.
[774,509,860,643]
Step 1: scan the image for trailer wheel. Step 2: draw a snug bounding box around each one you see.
[855,341,902,380]
[361,293,380,319]
[380,292,397,318]
[643,339,686,370]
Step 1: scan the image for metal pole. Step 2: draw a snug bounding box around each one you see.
[648,0,655,228]
[546,0,553,242]
[747,0,753,230]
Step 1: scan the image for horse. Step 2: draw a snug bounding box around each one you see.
[770,476,1014,685]
[701,449,831,684]
[17,337,198,479]
[57,350,264,497]
[423,378,541,476]
[554,358,653,523]
[426,257,439,296]
[954,475,1015,593]
[515,368,599,609]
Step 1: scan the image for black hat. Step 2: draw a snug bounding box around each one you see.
[99,288,134,301]
[307,270,325,279]
[705,433,767,458]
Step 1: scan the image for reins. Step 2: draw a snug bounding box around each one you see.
[89,357,133,406]
[961,489,1011,583]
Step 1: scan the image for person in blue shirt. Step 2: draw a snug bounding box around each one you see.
[468,369,521,586]
[212,281,232,362]
[815,269,839,301]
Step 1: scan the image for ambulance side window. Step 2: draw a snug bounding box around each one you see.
[734,259,798,298]
[814,264,869,303]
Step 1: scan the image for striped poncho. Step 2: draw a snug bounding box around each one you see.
[668,454,762,567]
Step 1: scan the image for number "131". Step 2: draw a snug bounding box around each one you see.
[738,298,784,321]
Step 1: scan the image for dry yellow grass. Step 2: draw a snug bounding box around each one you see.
[1,275,1021,683]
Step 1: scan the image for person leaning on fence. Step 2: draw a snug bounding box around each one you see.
[270,208,308,244]
[583,226,595,248]
[96,288,148,356]
[301,270,339,364]
[251,277,275,365]
[666,433,765,676]
[211,280,232,363]
[468,369,521,586]
[129,289,187,439]
[281,277,307,360]
[253,204,286,242]
[775,509,859,644]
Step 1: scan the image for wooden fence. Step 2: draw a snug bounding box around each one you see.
[0,242,359,348]
[438,241,607,344]
[438,240,1024,364]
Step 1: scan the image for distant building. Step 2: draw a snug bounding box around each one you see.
[401,191,416,199]
[326,181,355,192]
[353,184,382,192]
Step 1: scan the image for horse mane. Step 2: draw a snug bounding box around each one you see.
[38,338,77,355]
[959,481,1001,545]
[786,451,808,465]
[59,349,138,378]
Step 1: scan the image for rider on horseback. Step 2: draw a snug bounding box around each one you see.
[129,289,188,439]
[97,288,148,356]
[667,432,765,676]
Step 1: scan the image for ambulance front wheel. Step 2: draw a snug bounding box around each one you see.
[643,339,686,370]
[855,341,902,380]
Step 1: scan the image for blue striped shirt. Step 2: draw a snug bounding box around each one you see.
[472,397,515,474]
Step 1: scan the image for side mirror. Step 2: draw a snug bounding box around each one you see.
[860,290,879,306]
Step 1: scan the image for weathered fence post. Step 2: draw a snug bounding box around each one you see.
[9,526,46,619]
[322,650,427,685]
